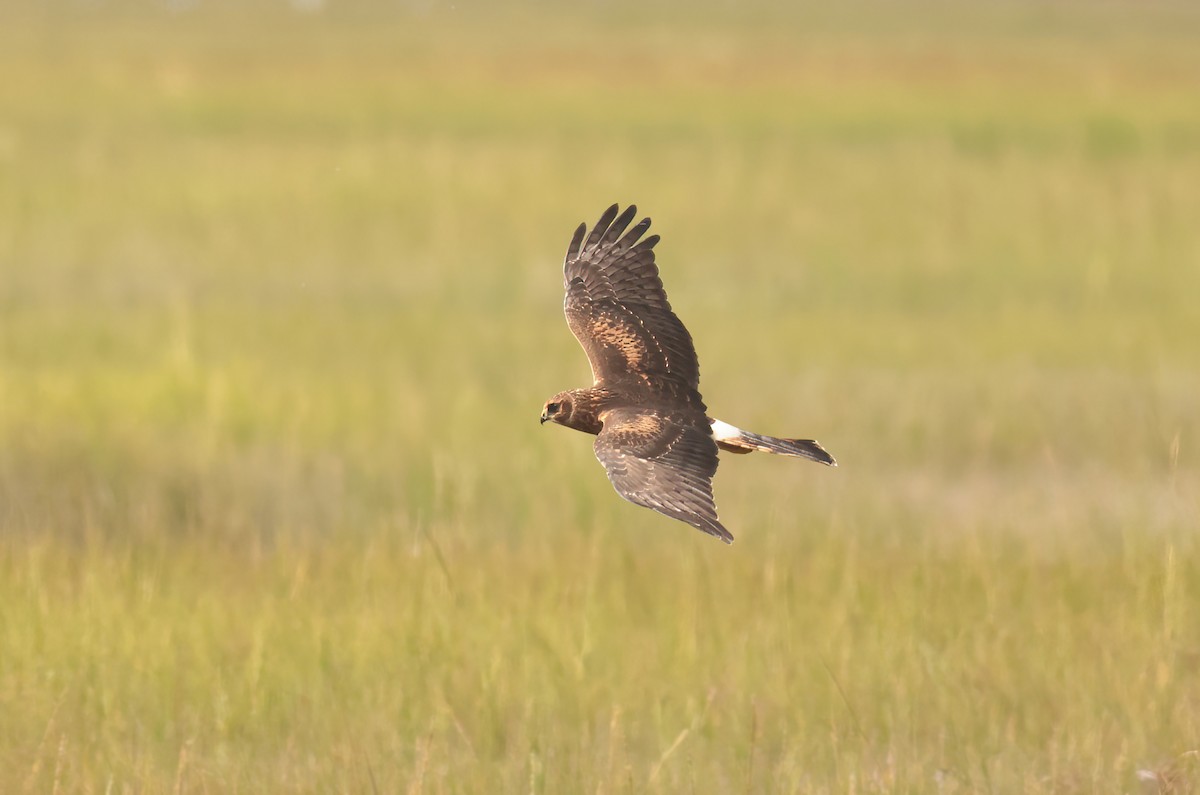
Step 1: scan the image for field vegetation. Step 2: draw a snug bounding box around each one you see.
[2,1,1199,791]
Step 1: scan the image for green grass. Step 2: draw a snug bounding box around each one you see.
[2,1,1200,791]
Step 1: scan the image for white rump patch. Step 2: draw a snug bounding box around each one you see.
[709,419,743,442]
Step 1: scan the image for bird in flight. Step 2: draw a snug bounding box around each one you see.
[540,204,836,543]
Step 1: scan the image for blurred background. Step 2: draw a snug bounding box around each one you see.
[1,1,1198,792]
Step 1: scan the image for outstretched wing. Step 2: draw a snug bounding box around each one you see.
[593,407,731,543]
[563,204,701,393]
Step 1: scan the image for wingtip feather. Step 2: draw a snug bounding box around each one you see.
[700,517,735,544]
[565,222,587,262]
[601,205,639,247]
[583,205,619,251]
[636,233,661,251]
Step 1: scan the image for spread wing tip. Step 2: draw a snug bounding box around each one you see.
[566,204,658,261]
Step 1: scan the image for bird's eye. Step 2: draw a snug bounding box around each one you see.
[547,402,561,414]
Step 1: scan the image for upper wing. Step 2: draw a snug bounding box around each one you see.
[593,407,731,543]
[563,204,701,393]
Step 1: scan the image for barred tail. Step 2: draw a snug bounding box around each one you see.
[711,419,837,467]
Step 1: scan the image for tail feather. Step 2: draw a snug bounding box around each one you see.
[711,419,837,466]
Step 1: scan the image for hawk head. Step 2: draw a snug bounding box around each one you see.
[540,392,574,426]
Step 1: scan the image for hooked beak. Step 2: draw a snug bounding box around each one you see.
[540,410,549,424]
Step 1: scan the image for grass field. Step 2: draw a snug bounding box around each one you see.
[2,1,1200,791]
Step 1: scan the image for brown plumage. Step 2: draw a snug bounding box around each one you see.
[541,204,836,543]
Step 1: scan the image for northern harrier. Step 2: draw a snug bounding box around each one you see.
[541,204,836,543]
